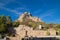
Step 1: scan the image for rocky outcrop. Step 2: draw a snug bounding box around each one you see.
[9,25,57,40]
[14,25,56,37]
[17,12,42,22]
[9,25,56,40]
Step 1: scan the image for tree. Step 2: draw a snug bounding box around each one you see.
[13,22,20,27]
[0,15,20,37]
[0,15,6,24]
[0,15,7,33]
[0,24,7,32]
[0,15,13,33]
[6,16,12,27]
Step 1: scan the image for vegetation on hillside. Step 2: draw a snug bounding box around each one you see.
[46,31,50,36]
[0,14,60,36]
[0,15,19,37]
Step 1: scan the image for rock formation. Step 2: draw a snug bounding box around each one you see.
[17,12,42,22]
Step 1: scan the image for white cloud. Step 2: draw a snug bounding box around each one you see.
[16,7,29,11]
[0,0,26,15]
[0,0,15,3]
[54,19,60,22]
[0,0,30,14]
[0,0,15,6]
[15,1,27,8]
[0,3,5,6]
[40,12,54,18]
[0,6,22,15]
[33,9,42,14]
[14,1,30,11]
[40,9,55,19]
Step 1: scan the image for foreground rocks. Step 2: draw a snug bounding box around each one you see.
[9,25,56,40]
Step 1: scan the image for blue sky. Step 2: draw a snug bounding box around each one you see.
[0,0,60,24]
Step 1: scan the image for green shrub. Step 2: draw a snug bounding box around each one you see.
[57,29,60,35]
[46,31,50,36]
[7,33,13,37]
[0,24,7,32]
[28,22,37,29]
[13,22,20,27]
[55,25,60,29]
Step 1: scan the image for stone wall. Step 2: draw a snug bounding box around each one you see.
[15,25,56,37]
[10,25,56,40]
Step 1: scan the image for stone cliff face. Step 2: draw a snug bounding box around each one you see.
[17,12,42,22]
